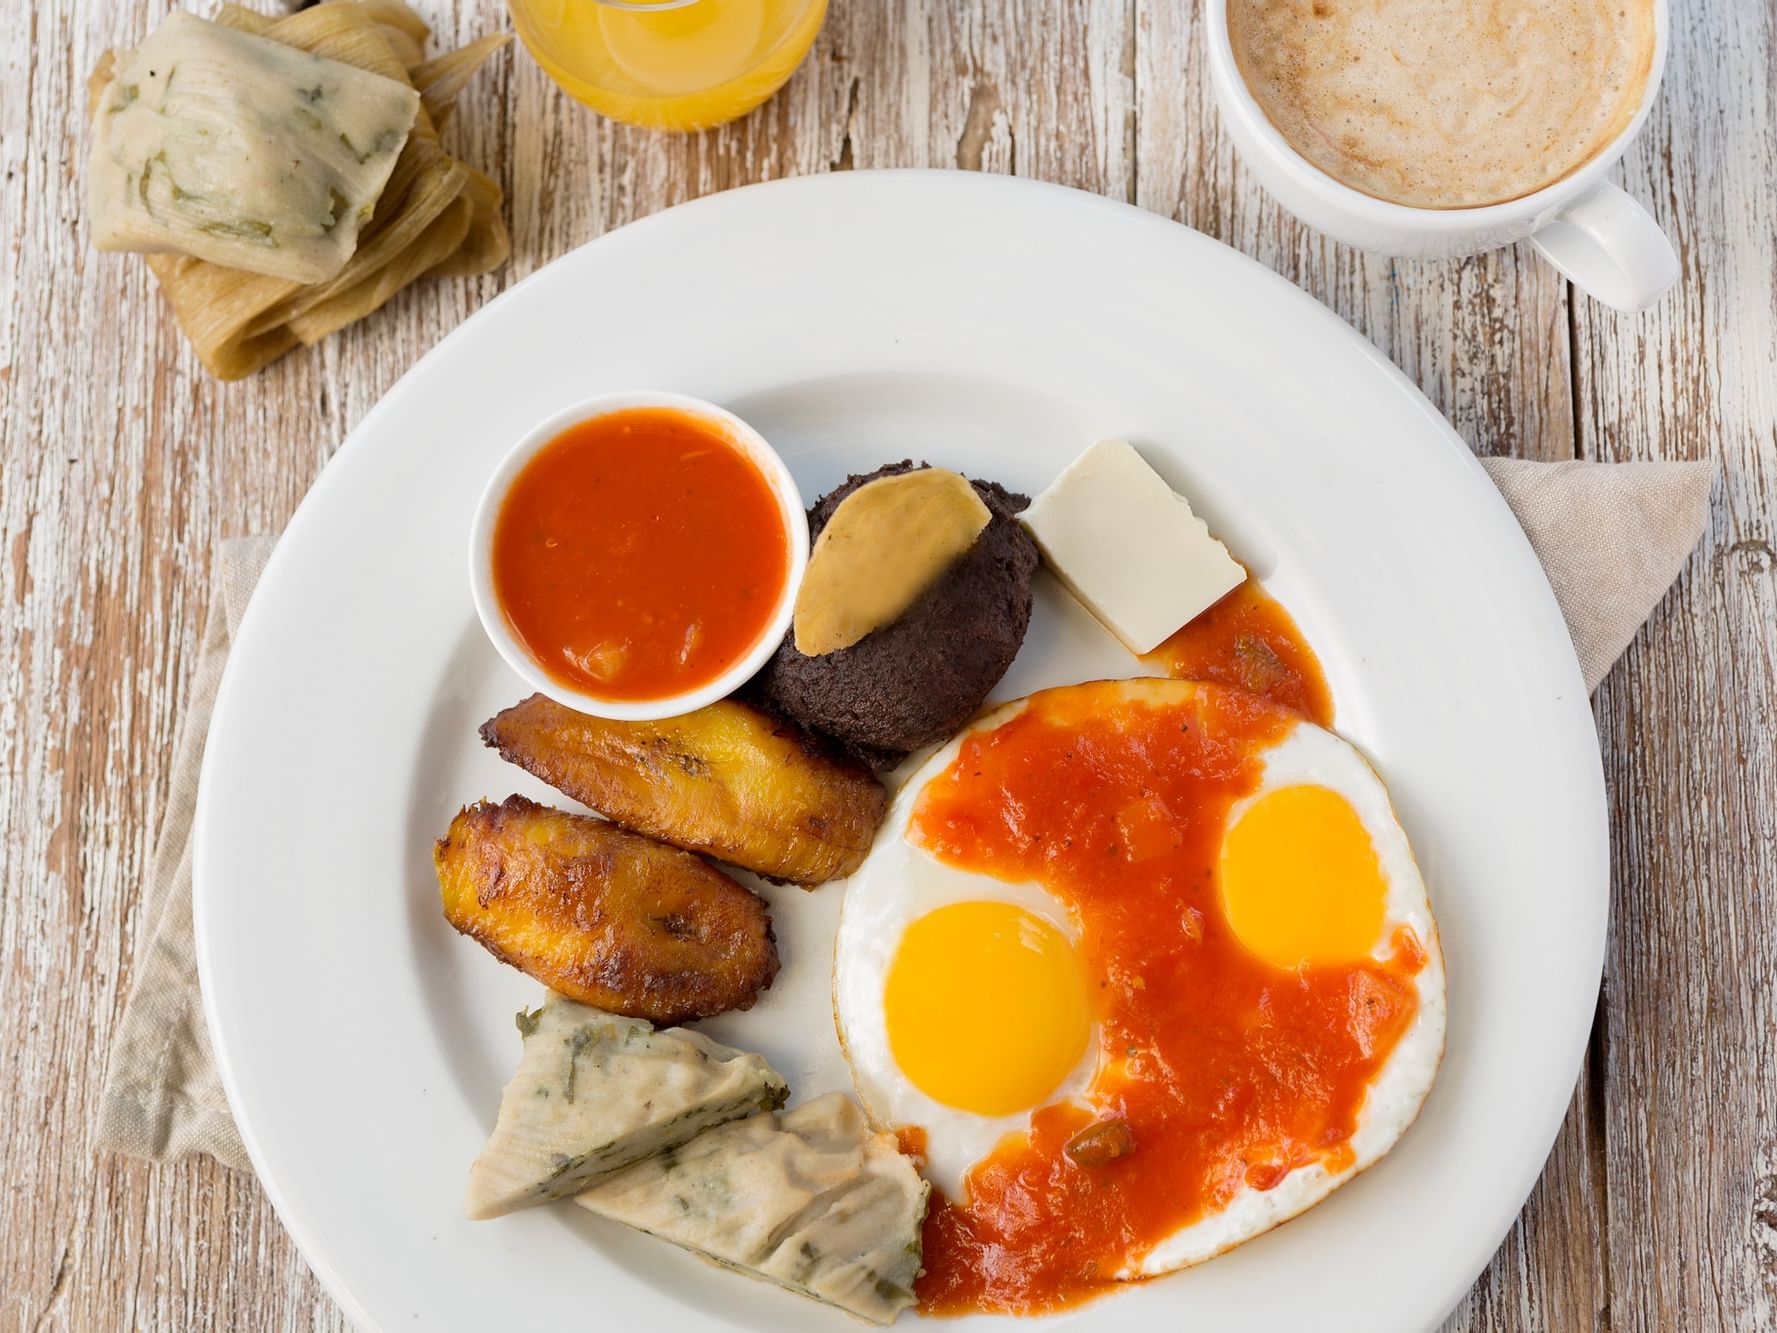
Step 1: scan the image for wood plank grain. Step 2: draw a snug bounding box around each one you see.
[2,0,1771,1330]
[1575,0,1777,1328]
[0,2,514,1328]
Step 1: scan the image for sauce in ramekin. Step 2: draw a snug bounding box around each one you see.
[490,407,791,703]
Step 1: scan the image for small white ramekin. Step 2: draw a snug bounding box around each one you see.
[469,390,808,721]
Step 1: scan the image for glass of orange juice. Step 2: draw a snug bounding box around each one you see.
[507,0,829,131]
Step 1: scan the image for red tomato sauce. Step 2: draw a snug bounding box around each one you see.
[905,683,1424,1315]
[490,408,789,701]
[1148,576,1334,727]
[897,1125,929,1160]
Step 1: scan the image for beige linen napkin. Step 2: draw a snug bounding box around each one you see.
[93,460,1714,1170]
[1480,458,1714,691]
[95,535,275,1170]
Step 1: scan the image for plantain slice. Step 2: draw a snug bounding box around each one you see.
[435,796,778,1025]
[479,695,888,887]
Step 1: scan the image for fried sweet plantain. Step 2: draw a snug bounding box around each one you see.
[435,796,778,1024]
[479,695,888,887]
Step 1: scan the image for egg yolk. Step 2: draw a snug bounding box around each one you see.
[884,901,1091,1117]
[1218,783,1388,968]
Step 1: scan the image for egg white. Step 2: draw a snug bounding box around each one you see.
[835,679,1447,1277]
[833,699,1099,1200]
[1130,707,1447,1277]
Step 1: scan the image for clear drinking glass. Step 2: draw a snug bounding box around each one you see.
[507,0,829,131]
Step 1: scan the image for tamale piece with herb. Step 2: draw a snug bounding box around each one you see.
[464,993,786,1220]
[88,12,420,283]
[85,0,510,379]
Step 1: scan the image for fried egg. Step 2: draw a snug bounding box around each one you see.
[833,678,1446,1298]
[834,832,1100,1197]
[1134,694,1446,1276]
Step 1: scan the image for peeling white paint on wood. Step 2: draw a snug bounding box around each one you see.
[2,2,1772,1330]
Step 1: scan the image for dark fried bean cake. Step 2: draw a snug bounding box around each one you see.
[752,462,1039,770]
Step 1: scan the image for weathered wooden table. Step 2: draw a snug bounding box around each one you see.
[4,2,1773,1328]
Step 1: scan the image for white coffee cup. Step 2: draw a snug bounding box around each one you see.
[1204,0,1679,312]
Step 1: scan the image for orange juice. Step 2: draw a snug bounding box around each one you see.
[508,0,828,131]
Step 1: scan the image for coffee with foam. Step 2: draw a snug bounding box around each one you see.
[1227,0,1656,210]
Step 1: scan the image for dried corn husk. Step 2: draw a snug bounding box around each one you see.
[87,0,509,380]
[413,33,512,132]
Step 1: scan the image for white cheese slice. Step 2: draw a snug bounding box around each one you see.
[1018,438,1246,655]
[464,994,787,1220]
[578,1093,928,1326]
[87,12,420,283]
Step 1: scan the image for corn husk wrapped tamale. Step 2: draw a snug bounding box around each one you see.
[87,0,509,379]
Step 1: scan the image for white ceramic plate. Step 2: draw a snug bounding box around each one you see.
[195,170,1606,1333]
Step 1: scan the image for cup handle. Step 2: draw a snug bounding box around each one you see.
[1529,180,1680,312]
